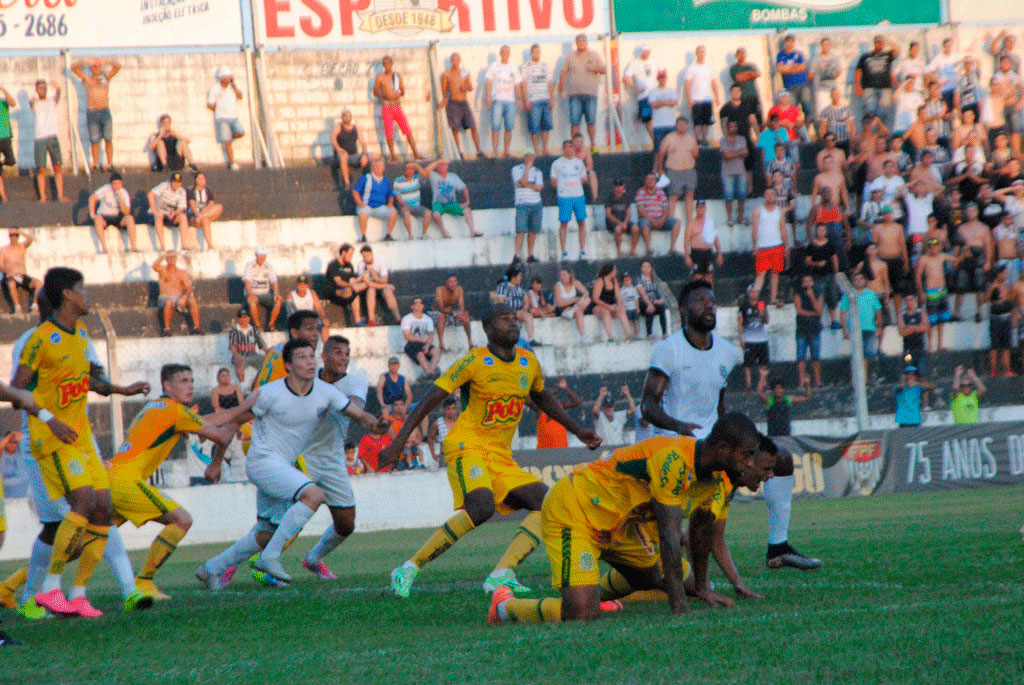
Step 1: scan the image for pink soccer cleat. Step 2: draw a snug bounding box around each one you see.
[34,589,77,616]
[69,596,103,618]
[487,585,514,625]
[302,558,337,581]
[599,599,624,613]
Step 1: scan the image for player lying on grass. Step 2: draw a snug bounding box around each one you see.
[488,412,770,623]
[198,338,387,586]
[598,436,788,606]
[107,363,254,600]
[381,304,602,598]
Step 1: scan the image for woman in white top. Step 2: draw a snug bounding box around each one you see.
[553,267,592,341]
[591,263,635,341]
[284,275,330,341]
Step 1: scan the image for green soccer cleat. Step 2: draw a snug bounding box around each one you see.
[247,553,260,568]
[390,565,418,598]
[483,569,531,595]
[16,599,48,621]
[123,589,155,612]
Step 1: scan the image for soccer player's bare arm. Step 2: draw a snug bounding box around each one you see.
[379,385,448,468]
[89,364,150,397]
[530,387,601,448]
[687,510,734,607]
[651,498,689,615]
[8,366,79,443]
[203,389,260,428]
[709,515,761,599]
[640,369,701,436]
[195,423,234,448]
[344,402,389,433]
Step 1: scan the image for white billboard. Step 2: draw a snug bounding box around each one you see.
[0,0,243,50]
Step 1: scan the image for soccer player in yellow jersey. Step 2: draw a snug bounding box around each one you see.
[251,310,323,390]
[488,412,766,624]
[11,267,151,618]
[382,304,602,598]
[109,363,254,599]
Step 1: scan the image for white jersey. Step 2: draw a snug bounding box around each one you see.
[248,377,350,464]
[303,371,369,464]
[649,330,740,439]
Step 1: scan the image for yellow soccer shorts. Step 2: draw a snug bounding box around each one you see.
[447,449,540,516]
[109,474,180,527]
[0,476,6,533]
[37,444,109,500]
[541,477,660,588]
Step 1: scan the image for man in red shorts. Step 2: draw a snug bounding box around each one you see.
[751,187,789,307]
[373,55,421,162]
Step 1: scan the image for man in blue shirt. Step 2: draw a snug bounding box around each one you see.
[756,113,789,168]
[894,365,932,427]
[776,35,813,121]
[840,271,883,382]
[353,158,398,242]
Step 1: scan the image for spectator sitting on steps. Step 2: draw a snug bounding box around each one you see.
[243,246,283,332]
[153,252,202,336]
[422,158,481,238]
[377,355,412,417]
[228,306,267,382]
[148,171,192,252]
[89,172,138,253]
[353,157,399,242]
[0,230,41,314]
[148,114,198,172]
[401,296,441,377]
[324,243,367,327]
[187,172,223,250]
[356,244,402,325]
[285,275,330,343]
[330,108,370,188]
[432,274,472,352]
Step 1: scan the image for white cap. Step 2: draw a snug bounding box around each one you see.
[217,66,233,80]
[640,42,652,53]
[255,246,267,256]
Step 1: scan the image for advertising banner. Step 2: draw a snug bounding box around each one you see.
[253,0,609,47]
[614,0,941,33]
[948,0,1024,24]
[0,0,243,50]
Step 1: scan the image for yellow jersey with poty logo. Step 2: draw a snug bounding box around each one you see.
[568,436,703,536]
[682,470,734,521]
[434,346,544,458]
[20,319,95,455]
[109,398,205,480]
[252,343,285,389]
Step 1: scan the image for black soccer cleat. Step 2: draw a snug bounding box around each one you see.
[0,630,22,647]
[766,543,823,571]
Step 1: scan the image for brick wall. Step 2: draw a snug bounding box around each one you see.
[259,48,436,164]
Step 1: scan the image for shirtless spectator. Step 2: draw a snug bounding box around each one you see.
[901,107,929,154]
[683,199,723,283]
[806,186,850,270]
[228,306,267,382]
[994,212,1020,284]
[356,244,402,325]
[873,206,911,315]
[148,114,197,172]
[952,204,994,322]
[915,238,957,350]
[187,172,222,250]
[373,55,420,161]
[147,172,191,251]
[815,132,848,175]
[30,79,67,203]
[985,266,1016,377]
[811,153,849,213]
[243,246,283,331]
[438,52,482,159]
[433,274,472,351]
[634,172,679,254]
[655,117,699,233]
[89,172,138,253]
[849,116,890,188]
[71,58,120,172]
[324,243,366,326]
[0,230,40,313]
[855,242,892,314]
[330,109,370,188]
[909,149,942,187]
[153,252,201,336]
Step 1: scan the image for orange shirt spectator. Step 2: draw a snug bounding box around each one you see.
[532,378,581,449]
[358,432,392,472]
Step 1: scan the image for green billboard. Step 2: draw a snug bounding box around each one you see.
[615,0,942,32]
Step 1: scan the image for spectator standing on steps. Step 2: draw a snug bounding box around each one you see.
[187,171,223,250]
[855,36,899,126]
[485,45,524,158]
[89,172,138,254]
[243,246,283,332]
[623,43,659,144]
[794,274,824,388]
[757,378,811,436]
[809,37,843,115]
[438,53,483,160]
[373,55,421,162]
[738,284,770,392]
[228,307,267,382]
[719,119,749,227]
[685,45,721,146]
[649,70,681,154]
[951,365,986,425]
[729,47,763,124]
[330,109,370,188]
[591,386,629,446]
[433,274,473,352]
[356,244,402,325]
[0,85,16,200]
[30,79,67,203]
[207,66,245,170]
[521,44,555,156]
[148,171,191,252]
[427,396,461,466]
[71,58,121,172]
[402,297,441,376]
[776,35,813,122]
[153,252,202,336]
[839,271,883,384]
[512,148,545,262]
[551,139,590,260]
[655,117,699,240]
[897,292,930,376]
[558,33,606,150]
[0,230,41,313]
[532,378,581,449]
[750,187,788,307]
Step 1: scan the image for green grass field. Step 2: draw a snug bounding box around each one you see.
[1,486,1022,683]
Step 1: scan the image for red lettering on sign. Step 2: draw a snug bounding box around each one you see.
[1,0,75,7]
[438,0,470,31]
[300,0,332,37]
[481,0,495,31]
[57,375,89,409]
[527,0,552,30]
[506,0,520,30]
[481,396,525,426]
[338,0,370,35]
[264,0,295,38]
[564,0,592,28]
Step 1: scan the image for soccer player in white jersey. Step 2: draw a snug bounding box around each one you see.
[198,338,384,585]
[299,335,369,580]
[0,293,157,619]
[641,279,822,570]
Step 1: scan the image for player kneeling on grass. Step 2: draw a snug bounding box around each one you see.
[198,338,386,586]
[107,364,252,600]
[381,304,602,598]
[489,412,766,623]
[599,435,785,606]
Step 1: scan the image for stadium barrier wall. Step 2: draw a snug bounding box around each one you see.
[3,420,1023,560]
